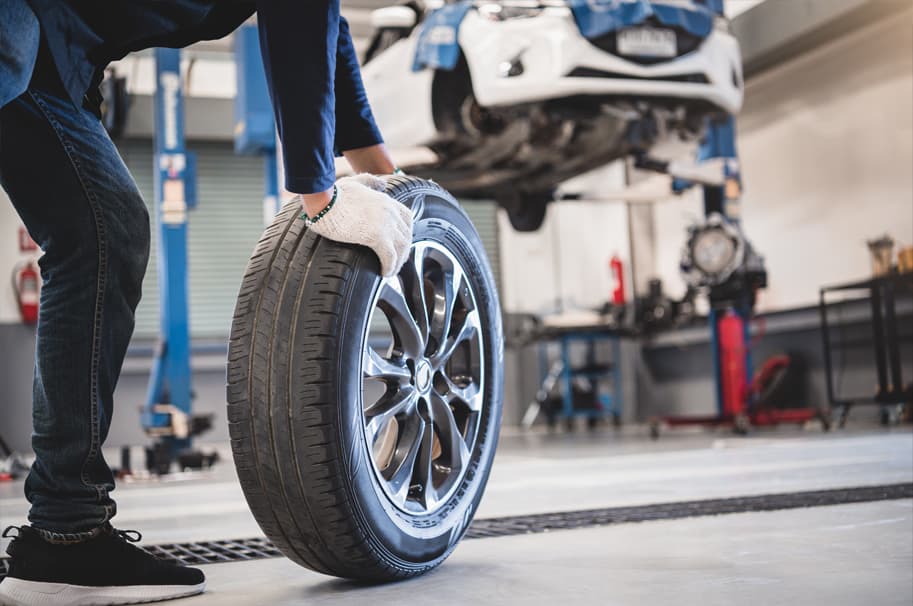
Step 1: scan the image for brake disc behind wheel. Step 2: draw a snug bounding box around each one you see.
[227,176,503,582]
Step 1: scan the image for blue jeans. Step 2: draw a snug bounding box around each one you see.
[0,67,150,533]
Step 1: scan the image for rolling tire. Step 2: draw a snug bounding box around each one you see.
[227,176,504,582]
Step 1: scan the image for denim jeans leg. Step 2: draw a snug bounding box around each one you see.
[0,88,150,533]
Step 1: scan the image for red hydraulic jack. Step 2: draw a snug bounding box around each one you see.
[650,308,823,438]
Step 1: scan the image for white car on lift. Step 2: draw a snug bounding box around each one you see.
[361,0,744,231]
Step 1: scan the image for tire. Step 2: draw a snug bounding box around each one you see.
[497,191,550,232]
[506,202,548,232]
[227,176,504,582]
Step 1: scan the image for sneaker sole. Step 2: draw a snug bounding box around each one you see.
[0,578,206,606]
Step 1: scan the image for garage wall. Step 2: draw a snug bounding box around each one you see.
[497,163,633,426]
[652,10,913,311]
[498,162,631,314]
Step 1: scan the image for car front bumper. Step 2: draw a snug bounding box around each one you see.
[459,9,744,115]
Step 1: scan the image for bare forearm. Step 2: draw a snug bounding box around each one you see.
[343,144,395,175]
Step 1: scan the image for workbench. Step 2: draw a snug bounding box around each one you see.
[820,273,913,426]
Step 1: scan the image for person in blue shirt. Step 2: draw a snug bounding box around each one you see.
[0,1,412,604]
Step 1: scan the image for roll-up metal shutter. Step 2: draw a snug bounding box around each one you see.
[118,139,501,339]
[458,200,501,292]
[118,139,264,339]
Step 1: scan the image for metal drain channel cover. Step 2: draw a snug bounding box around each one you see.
[141,537,284,564]
[464,482,913,538]
[0,483,909,581]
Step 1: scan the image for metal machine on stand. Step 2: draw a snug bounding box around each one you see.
[650,116,822,436]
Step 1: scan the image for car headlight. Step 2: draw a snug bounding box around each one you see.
[476,2,545,21]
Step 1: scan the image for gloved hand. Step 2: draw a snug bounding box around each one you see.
[301,174,413,278]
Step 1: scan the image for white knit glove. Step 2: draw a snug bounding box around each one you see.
[301,174,413,277]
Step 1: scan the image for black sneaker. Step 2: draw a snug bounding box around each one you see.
[0,525,205,605]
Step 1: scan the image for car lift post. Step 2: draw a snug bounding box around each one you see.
[233,24,280,223]
[263,147,280,222]
[142,47,197,455]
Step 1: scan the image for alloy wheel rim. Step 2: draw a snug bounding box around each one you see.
[361,240,485,515]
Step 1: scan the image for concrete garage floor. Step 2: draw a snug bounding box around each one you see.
[1,429,911,605]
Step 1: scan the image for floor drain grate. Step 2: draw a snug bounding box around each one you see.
[1,482,909,581]
[142,537,284,565]
[463,482,913,538]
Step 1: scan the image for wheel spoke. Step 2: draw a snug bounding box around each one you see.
[401,244,431,345]
[429,261,463,355]
[363,347,411,385]
[416,417,439,510]
[430,392,471,474]
[430,309,480,368]
[386,414,425,503]
[378,278,424,358]
[440,372,483,413]
[365,387,416,442]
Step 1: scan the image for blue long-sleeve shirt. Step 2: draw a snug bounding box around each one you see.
[2,0,383,194]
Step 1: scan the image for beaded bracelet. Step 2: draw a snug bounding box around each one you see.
[300,184,338,226]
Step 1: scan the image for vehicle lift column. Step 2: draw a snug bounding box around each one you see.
[141,37,273,471]
[234,23,280,221]
[142,48,209,468]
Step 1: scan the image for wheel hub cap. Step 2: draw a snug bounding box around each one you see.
[415,360,432,393]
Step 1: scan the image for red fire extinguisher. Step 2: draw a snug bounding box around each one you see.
[13,261,41,325]
[609,254,626,305]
